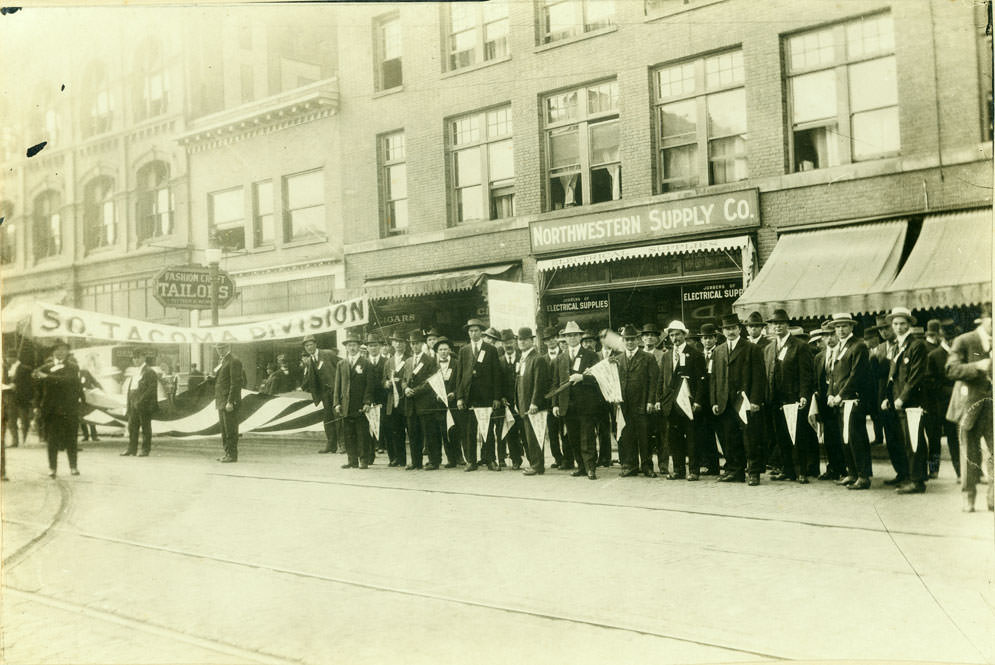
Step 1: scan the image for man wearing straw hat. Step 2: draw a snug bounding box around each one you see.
[656,320,704,480]
[334,330,375,469]
[826,313,873,490]
[764,309,815,483]
[552,321,601,479]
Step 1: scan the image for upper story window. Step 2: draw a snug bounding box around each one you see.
[541,0,614,45]
[253,180,274,248]
[83,62,113,138]
[375,15,403,90]
[786,13,897,171]
[31,86,60,146]
[283,169,325,243]
[209,187,245,251]
[134,38,169,122]
[0,201,16,265]
[655,49,747,193]
[644,0,724,17]
[380,131,408,235]
[449,105,515,223]
[136,161,174,242]
[33,190,62,261]
[83,176,115,250]
[446,0,509,71]
[544,80,620,210]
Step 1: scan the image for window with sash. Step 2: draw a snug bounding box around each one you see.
[136,161,174,241]
[540,0,614,44]
[283,170,325,243]
[446,0,509,71]
[210,187,245,251]
[380,132,408,235]
[33,190,62,260]
[375,15,403,90]
[449,105,515,223]
[84,177,116,250]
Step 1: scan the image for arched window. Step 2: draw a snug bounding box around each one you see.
[83,61,113,137]
[33,190,62,260]
[0,201,16,265]
[31,85,60,145]
[84,176,115,250]
[136,161,173,241]
[134,39,169,121]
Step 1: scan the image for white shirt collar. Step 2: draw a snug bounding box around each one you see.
[838,333,853,347]
[520,347,533,360]
[673,342,686,355]
[895,331,911,347]
[727,337,739,352]
[777,334,790,347]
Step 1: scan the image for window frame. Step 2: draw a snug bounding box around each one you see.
[374,14,403,91]
[444,0,510,72]
[540,0,615,45]
[209,186,246,252]
[282,169,326,244]
[447,104,516,224]
[136,161,174,243]
[33,190,62,261]
[135,38,169,122]
[252,180,275,248]
[0,202,16,265]
[84,62,114,138]
[380,131,408,236]
[83,176,116,251]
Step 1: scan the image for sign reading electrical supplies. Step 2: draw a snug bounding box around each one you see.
[31,297,369,344]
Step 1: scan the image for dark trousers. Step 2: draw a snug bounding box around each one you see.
[773,404,813,479]
[420,412,444,467]
[384,408,407,465]
[547,412,565,466]
[897,409,928,486]
[481,412,501,464]
[44,413,79,472]
[3,402,31,446]
[880,407,909,480]
[961,401,993,503]
[667,411,697,476]
[838,403,871,479]
[926,406,961,477]
[443,407,464,464]
[563,410,597,473]
[127,408,153,454]
[462,408,495,466]
[495,409,523,465]
[821,411,847,477]
[343,414,372,466]
[718,409,761,478]
[760,406,778,470]
[618,407,648,472]
[219,406,239,459]
[521,412,544,471]
[406,413,424,467]
[595,401,612,465]
[80,421,98,440]
[695,412,721,471]
[649,412,668,474]
[319,392,338,452]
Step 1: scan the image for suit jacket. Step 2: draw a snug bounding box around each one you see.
[710,338,765,415]
[618,349,659,414]
[925,345,954,413]
[214,354,244,410]
[334,354,375,417]
[883,335,927,408]
[456,341,500,407]
[827,336,871,402]
[657,346,701,417]
[5,361,34,405]
[367,355,388,405]
[764,335,814,406]
[127,364,160,414]
[303,350,339,405]
[36,361,84,418]
[945,328,993,429]
[402,351,439,415]
[516,348,550,413]
[812,348,834,418]
[497,349,520,406]
[553,346,600,416]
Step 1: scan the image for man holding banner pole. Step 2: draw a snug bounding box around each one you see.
[515,327,550,476]
[764,309,815,484]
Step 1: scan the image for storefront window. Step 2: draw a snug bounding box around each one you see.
[449,105,515,223]
[786,12,898,170]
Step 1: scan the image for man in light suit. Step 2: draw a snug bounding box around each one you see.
[826,313,874,490]
[457,318,502,471]
[515,327,551,476]
[764,309,815,483]
[946,302,993,512]
[303,335,341,455]
[710,313,766,485]
[552,321,602,479]
[403,330,441,470]
[334,330,375,469]
[656,321,704,480]
[122,349,160,457]
[617,324,659,478]
[212,342,243,463]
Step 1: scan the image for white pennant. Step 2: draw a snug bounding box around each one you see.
[782,402,799,445]
[905,406,924,453]
[528,409,548,456]
[366,405,382,441]
[615,404,626,438]
[842,399,857,444]
[677,378,694,421]
[501,404,516,440]
[473,407,491,444]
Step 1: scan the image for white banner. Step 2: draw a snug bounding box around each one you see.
[677,378,694,421]
[29,298,369,345]
[736,391,751,425]
[906,406,924,453]
[473,407,492,444]
[501,404,516,440]
[528,409,548,453]
[487,280,536,333]
[367,404,382,441]
[782,402,798,445]
[842,399,857,444]
[587,359,623,403]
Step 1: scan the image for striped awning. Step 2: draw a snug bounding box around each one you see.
[362,263,516,300]
[535,235,751,272]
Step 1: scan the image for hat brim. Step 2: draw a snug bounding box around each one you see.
[829,318,858,326]
[885,313,918,326]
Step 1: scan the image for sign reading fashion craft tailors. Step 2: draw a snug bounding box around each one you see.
[530,188,759,253]
[153,265,237,309]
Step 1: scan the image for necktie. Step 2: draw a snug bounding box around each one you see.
[673,348,679,367]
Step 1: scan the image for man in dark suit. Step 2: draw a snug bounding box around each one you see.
[656,321,704,480]
[925,320,960,479]
[382,332,409,467]
[810,325,846,481]
[456,318,502,471]
[640,323,668,475]
[515,327,551,476]
[710,313,766,485]
[763,309,815,483]
[826,313,873,489]
[2,350,34,448]
[33,340,85,477]
[303,335,341,455]
[553,321,602,479]
[744,310,776,473]
[213,342,243,463]
[879,307,930,494]
[366,333,389,457]
[403,330,441,470]
[617,324,659,478]
[871,317,909,484]
[695,323,722,475]
[946,302,993,512]
[121,350,159,457]
[334,330,375,469]
[540,327,567,469]
[495,329,523,469]
[433,337,464,467]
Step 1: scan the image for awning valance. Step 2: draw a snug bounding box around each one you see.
[884,209,992,308]
[535,235,751,272]
[2,289,68,333]
[733,221,907,318]
[361,263,516,300]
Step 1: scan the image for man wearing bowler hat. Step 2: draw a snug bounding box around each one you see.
[552,321,601,479]
[710,313,766,485]
[366,332,389,457]
[656,320,705,480]
[303,334,342,456]
[826,313,874,489]
[810,324,847,481]
[403,329,441,470]
[335,330,375,469]
[540,326,568,469]
[383,331,410,467]
[616,324,658,477]
[515,327,551,475]
[924,320,960,479]
[640,322,668,473]
[457,318,502,471]
[495,329,523,469]
[696,323,723,475]
[764,309,815,483]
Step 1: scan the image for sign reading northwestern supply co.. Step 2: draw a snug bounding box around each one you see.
[530,188,760,254]
[153,265,237,310]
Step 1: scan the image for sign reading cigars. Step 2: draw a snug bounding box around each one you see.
[530,188,759,254]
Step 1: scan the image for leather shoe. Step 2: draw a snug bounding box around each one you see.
[817,471,837,481]
[523,468,543,476]
[797,476,809,484]
[770,472,791,481]
[550,462,560,469]
[219,456,237,463]
[443,462,457,468]
[962,493,976,512]
[388,461,400,467]
[718,474,743,482]
[137,451,149,457]
[464,463,478,472]
[404,464,419,470]
[70,468,80,476]
[847,477,871,490]
[560,463,576,471]
[620,468,639,478]
[702,467,720,476]
[424,463,439,471]
[487,462,500,471]
[343,463,357,469]
[359,462,368,469]
[120,451,135,456]
[883,476,906,486]
[747,474,760,486]
[570,469,586,477]
[836,475,856,486]
[687,473,699,481]
[896,483,926,494]
[512,463,521,470]
[667,473,685,480]
[318,448,333,454]
[644,470,658,479]
[588,470,597,480]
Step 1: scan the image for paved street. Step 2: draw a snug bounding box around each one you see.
[2,434,994,665]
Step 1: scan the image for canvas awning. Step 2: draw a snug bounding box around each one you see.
[883,209,991,308]
[1,289,68,333]
[360,263,516,300]
[535,235,751,272]
[733,221,908,318]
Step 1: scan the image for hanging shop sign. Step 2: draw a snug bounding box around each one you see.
[530,188,759,254]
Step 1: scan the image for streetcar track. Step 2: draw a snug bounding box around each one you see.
[206,471,991,541]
